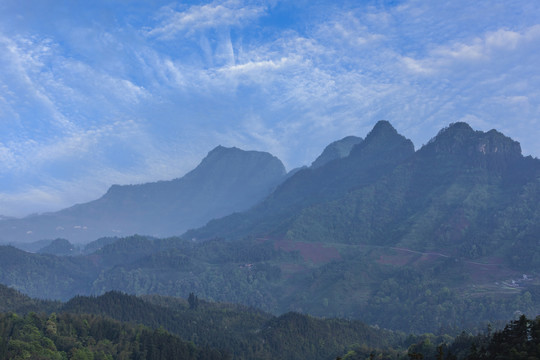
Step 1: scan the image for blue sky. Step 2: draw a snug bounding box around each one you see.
[0,0,539,217]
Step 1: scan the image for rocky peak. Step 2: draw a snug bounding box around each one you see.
[424,122,521,158]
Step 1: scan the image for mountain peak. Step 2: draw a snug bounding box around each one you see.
[420,123,523,173]
[207,145,239,157]
[368,120,398,138]
[198,146,286,174]
[425,122,521,158]
[432,122,474,141]
[311,135,363,168]
[349,120,414,159]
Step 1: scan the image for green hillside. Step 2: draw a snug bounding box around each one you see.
[1,285,538,360]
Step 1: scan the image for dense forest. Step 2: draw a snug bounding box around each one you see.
[0,285,538,359]
[1,233,538,334]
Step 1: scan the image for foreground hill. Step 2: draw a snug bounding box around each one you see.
[0,146,286,243]
[0,311,228,360]
[2,285,538,360]
[0,286,403,360]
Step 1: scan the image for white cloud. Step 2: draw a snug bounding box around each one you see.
[315,10,385,48]
[148,0,266,39]
[0,34,77,134]
[2,0,540,217]
[0,143,16,170]
[401,25,540,74]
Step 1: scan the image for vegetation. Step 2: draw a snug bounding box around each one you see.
[0,312,227,359]
[1,231,538,334]
[0,288,404,360]
[1,286,538,360]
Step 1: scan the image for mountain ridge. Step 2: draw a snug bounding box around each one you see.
[185,120,416,240]
[0,146,287,243]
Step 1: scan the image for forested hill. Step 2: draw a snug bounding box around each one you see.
[185,121,540,270]
[1,285,539,359]
[0,287,404,360]
[0,146,287,243]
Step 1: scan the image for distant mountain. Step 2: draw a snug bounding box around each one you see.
[37,238,77,256]
[0,146,287,243]
[283,122,540,263]
[311,135,363,168]
[186,120,415,240]
[7,238,53,253]
[0,245,99,299]
[186,122,540,268]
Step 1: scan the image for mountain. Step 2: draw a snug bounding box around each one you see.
[186,122,540,266]
[186,120,415,240]
[1,121,539,334]
[284,122,540,258]
[0,146,287,243]
[0,308,228,360]
[310,135,363,168]
[37,238,77,256]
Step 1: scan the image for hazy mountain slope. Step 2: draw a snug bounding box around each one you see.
[0,283,60,313]
[0,233,537,332]
[0,146,287,243]
[186,121,415,240]
[37,238,77,256]
[310,135,363,168]
[0,245,99,299]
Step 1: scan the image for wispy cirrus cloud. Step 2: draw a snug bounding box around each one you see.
[147,0,267,39]
[1,0,540,218]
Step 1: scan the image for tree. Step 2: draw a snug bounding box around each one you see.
[188,293,199,310]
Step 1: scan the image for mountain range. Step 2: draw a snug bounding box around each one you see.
[186,121,540,270]
[0,120,539,334]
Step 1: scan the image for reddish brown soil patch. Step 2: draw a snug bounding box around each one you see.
[377,252,415,266]
[274,240,341,264]
[462,257,518,283]
[279,263,308,277]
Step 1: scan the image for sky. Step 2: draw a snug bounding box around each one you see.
[0,0,539,217]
